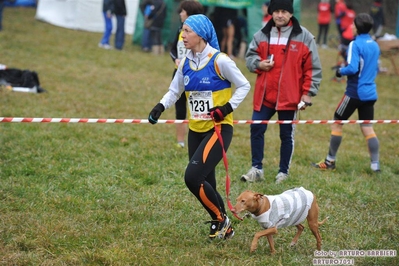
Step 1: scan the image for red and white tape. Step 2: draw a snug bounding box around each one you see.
[0,117,398,124]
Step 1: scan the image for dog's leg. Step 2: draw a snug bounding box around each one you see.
[308,222,322,250]
[307,197,323,250]
[266,234,276,254]
[290,224,305,247]
[250,227,277,254]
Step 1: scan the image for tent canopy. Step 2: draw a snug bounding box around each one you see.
[35,0,139,35]
[34,0,301,45]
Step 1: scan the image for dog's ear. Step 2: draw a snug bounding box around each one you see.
[253,193,263,201]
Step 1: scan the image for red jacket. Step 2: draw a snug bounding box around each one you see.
[342,24,354,43]
[340,8,356,31]
[318,2,331,25]
[334,1,346,20]
[246,18,322,111]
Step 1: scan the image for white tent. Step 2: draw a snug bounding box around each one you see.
[35,0,139,35]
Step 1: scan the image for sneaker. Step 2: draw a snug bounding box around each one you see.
[98,43,113,50]
[176,142,185,148]
[371,162,380,173]
[311,159,336,170]
[275,172,288,184]
[207,216,234,240]
[241,167,264,182]
[224,223,235,239]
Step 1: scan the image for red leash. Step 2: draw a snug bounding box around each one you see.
[211,111,243,221]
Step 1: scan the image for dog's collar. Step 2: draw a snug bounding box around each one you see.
[253,196,265,217]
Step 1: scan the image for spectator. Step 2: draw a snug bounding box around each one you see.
[99,0,114,49]
[316,0,332,49]
[339,20,355,63]
[369,0,385,39]
[262,1,272,27]
[98,0,127,50]
[213,6,238,58]
[331,22,355,83]
[148,14,250,240]
[242,0,322,184]
[233,11,248,58]
[114,0,127,50]
[339,3,355,35]
[169,0,204,148]
[312,13,381,173]
[140,1,153,52]
[334,0,347,37]
[146,0,167,55]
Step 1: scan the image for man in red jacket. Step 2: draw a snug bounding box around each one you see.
[242,0,322,184]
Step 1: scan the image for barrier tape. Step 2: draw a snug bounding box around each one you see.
[0,117,398,124]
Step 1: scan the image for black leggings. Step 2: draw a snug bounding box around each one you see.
[316,23,329,45]
[184,124,233,222]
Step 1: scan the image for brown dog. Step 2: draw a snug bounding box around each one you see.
[233,187,328,254]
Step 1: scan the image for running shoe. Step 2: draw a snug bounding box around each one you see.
[275,172,289,184]
[311,159,336,170]
[207,215,234,240]
[241,167,264,182]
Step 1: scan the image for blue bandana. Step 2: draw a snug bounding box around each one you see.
[184,14,220,51]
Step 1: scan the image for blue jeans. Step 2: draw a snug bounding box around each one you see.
[250,105,296,174]
[100,12,112,45]
[114,15,125,50]
[141,28,152,50]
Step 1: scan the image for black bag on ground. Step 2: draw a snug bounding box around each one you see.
[0,68,46,93]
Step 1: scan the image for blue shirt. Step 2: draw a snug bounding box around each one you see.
[340,34,380,101]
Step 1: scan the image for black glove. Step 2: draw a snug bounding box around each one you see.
[208,102,233,122]
[148,103,165,124]
[335,68,342,78]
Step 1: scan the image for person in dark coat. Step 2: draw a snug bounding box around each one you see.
[114,0,127,50]
[99,0,126,50]
[369,0,384,39]
[141,0,166,54]
[139,0,153,52]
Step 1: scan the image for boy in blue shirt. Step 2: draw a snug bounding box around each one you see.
[312,13,381,172]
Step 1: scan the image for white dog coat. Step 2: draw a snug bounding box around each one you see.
[251,187,314,229]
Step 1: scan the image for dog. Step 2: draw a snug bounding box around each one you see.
[233,187,328,254]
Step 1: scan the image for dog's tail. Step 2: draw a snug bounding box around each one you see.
[318,217,329,226]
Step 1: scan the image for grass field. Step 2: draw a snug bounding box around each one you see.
[1,7,399,266]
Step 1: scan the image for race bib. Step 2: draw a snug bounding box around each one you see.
[188,91,213,120]
[177,40,189,59]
